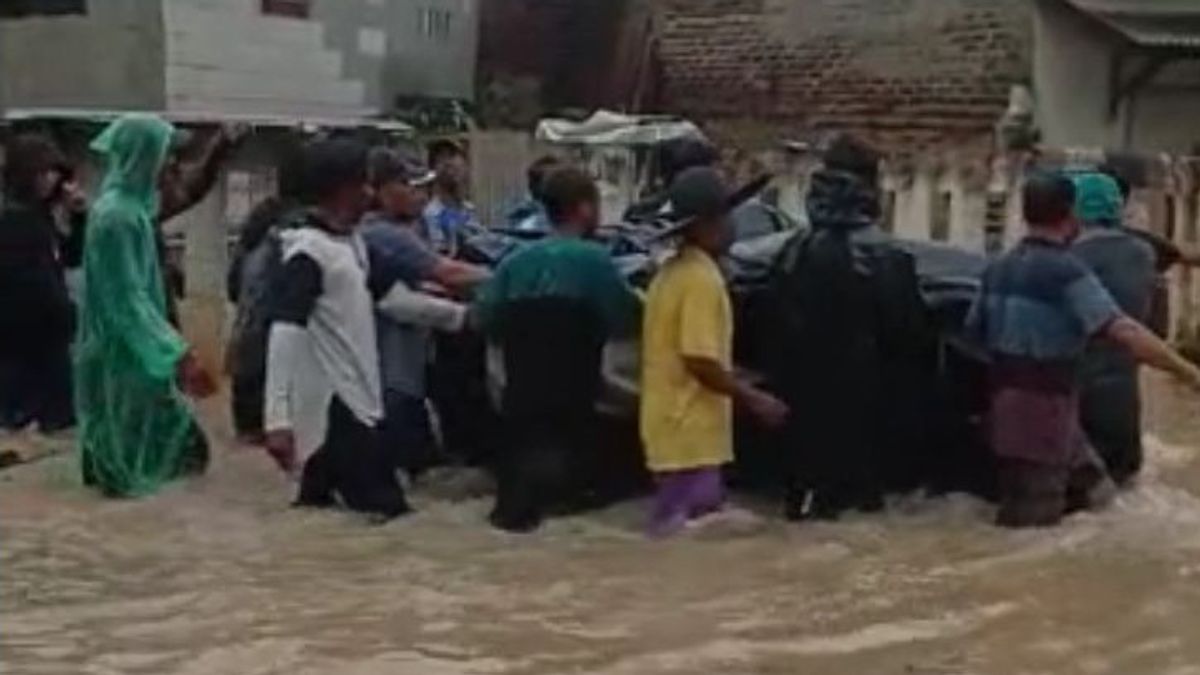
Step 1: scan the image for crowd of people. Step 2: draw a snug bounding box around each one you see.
[3,112,1200,537]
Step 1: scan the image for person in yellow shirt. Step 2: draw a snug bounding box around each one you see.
[640,167,789,537]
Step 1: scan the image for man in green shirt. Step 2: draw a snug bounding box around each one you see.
[475,167,641,532]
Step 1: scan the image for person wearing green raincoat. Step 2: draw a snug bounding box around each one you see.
[76,114,215,497]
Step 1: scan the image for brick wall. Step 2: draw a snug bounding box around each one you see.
[654,0,1033,154]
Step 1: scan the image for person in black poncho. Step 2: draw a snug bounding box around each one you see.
[767,134,934,521]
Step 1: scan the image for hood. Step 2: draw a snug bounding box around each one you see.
[90,114,176,215]
[1073,172,1123,228]
[806,169,881,233]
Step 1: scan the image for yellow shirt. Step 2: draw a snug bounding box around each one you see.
[639,246,734,473]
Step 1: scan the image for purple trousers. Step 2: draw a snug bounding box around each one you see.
[647,467,725,538]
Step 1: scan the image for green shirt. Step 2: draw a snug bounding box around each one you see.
[474,235,641,337]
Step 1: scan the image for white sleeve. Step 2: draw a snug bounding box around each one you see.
[376,282,467,332]
[264,323,306,432]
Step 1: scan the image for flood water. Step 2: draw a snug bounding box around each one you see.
[3,376,1200,675]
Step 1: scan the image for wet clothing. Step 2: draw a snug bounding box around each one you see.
[968,236,1122,526]
[488,297,609,532]
[767,169,931,519]
[0,200,75,430]
[75,115,207,497]
[360,211,447,473]
[477,234,640,532]
[424,196,478,257]
[648,466,725,538]
[640,246,734,473]
[265,212,408,518]
[1070,178,1156,484]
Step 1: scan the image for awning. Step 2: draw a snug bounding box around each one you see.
[1,107,413,133]
[1064,0,1200,49]
[535,110,704,147]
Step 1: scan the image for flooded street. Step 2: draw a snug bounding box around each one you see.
[3,376,1200,675]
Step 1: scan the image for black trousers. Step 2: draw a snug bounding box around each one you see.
[230,374,264,438]
[380,390,438,475]
[0,343,73,432]
[491,408,597,532]
[1079,373,1142,486]
[297,397,411,519]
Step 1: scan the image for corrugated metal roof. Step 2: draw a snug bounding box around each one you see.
[1065,0,1200,48]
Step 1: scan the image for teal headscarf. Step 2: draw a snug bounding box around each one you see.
[90,114,177,217]
[1072,172,1124,228]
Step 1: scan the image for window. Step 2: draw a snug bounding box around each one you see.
[930,191,952,242]
[418,6,453,41]
[0,0,86,19]
[262,0,310,19]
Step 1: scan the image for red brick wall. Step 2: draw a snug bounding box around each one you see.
[654,0,1033,153]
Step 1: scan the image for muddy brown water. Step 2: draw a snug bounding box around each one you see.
[3,376,1200,675]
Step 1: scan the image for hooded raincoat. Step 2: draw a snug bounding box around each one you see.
[767,169,933,518]
[76,115,206,497]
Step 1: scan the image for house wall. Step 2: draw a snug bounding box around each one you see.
[162,0,477,119]
[655,0,1033,155]
[377,0,479,102]
[0,0,166,112]
[1034,0,1200,154]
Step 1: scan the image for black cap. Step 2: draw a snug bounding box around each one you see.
[657,167,770,236]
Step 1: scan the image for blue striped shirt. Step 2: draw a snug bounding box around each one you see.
[966,237,1121,363]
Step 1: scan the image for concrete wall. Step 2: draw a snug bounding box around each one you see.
[377,0,479,101]
[160,0,476,119]
[163,0,371,118]
[0,0,166,112]
[1034,0,1200,154]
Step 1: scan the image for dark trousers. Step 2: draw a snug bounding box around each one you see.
[995,456,1108,528]
[428,331,499,467]
[297,397,411,519]
[230,374,264,439]
[1079,374,1142,486]
[491,409,597,533]
[0,343,73,432]
[380,390,438,475]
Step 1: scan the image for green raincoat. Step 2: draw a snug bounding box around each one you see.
[76,115,206,497]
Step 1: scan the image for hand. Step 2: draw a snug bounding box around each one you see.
[177,351,217,399]
[745,389,790,429]
[264,429,297,474]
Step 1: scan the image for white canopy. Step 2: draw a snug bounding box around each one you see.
[535,110,704,146]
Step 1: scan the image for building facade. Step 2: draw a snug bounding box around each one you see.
[1034,0,1200,153]
[0,0,479,120]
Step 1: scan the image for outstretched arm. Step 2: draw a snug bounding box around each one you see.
[1105,316,1200,390]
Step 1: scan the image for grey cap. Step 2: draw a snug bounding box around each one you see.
[369,147,436,188]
